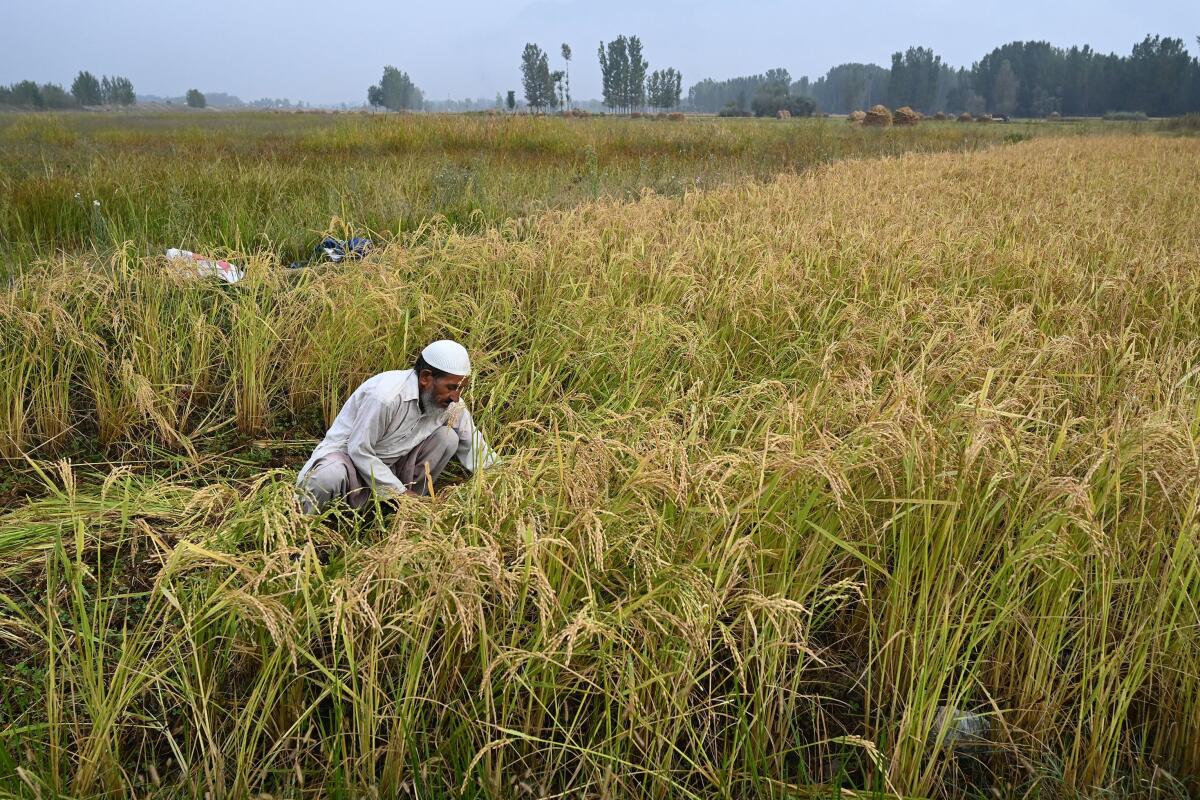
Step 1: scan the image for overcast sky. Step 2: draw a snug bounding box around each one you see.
[4,0,1198,105]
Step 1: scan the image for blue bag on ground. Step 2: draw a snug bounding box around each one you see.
[288,237,374,269]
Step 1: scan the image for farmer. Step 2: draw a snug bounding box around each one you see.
[295,339,499,514]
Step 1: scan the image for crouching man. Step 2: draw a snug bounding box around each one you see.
[295,339,499,514]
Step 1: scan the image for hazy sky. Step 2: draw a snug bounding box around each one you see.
[5,0,1198,105]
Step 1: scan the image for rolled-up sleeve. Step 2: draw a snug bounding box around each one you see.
[453,407,499,472]
[346,395,407,496]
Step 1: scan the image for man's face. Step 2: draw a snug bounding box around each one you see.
[419,370,467,411]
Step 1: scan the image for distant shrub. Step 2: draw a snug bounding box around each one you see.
[1156,113,1200,134]
[750,92,815,119]
[1047,111,1061,120]
[40,83,77,109]
[667,112,685,121]
[717,106,751,118]
[957,112,973,123]
[1104,111,1148,121]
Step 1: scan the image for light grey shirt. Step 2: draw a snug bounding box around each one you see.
[297,369,498,496]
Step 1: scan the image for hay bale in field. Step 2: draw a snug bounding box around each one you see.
[1047,110,1061,121]
[848,110,867,125]
[893,106,921,126]
[863,104,892,127]
[668,112,685,121]
[630,111,644,119]
[976,114,994,123]
[776,109,792,119]
[957,112,973,122]
[934,111,948,121]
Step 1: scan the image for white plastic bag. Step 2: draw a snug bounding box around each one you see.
[165,248,245,284]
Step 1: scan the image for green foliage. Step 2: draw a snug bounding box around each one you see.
[2,81,44,109]
[505,90,516,111]
[803,63,890,114]
[369,66,423,112]
[749,71,816,118]
[598,35,648,113]
[520,43,556,111]
[71,70,102,105]
[887,46,942,112]
[710,33,1200,120]
[1,81,84,110]
[40,83,76,109]
[99,75,136,105]
[646,67,683,110]
[992,59,1019,116]
[560,43,572,109]
[185,89,206,109]
[688,68,792,114]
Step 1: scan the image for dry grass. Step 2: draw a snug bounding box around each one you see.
[1,135,1199,798]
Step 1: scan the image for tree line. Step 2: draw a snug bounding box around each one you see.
[596,36,682,112]
[0,70,135,109]
[512,36,681,113]
[691,34,1200,117]
[689,68,816,117]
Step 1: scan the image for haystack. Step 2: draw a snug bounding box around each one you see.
[776,109,792,119]
[848,110,867,124]
[957,112,973,122]
[893,106,921,126]
[668,112,685,121]
[976,114,994,123]
[863,104,892,127]
[1047,111,1061,121]
[934,111,948,121]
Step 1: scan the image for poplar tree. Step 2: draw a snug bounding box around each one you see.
[561,44,572,109]
[522,44,554,111]
[626,36,648,111]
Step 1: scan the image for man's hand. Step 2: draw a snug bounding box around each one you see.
[380,489,429,510]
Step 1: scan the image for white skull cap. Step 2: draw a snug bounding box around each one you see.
[422,339,472,376]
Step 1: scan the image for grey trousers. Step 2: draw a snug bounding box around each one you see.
[297,427,459,514]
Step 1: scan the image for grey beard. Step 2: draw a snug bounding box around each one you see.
[419,386,441,413]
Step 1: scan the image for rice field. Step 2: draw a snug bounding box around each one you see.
[0,111,1062,276]
[1,116,1199,799]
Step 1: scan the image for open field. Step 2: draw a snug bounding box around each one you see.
[1,124,1200,798]
[0,111,1087,274]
